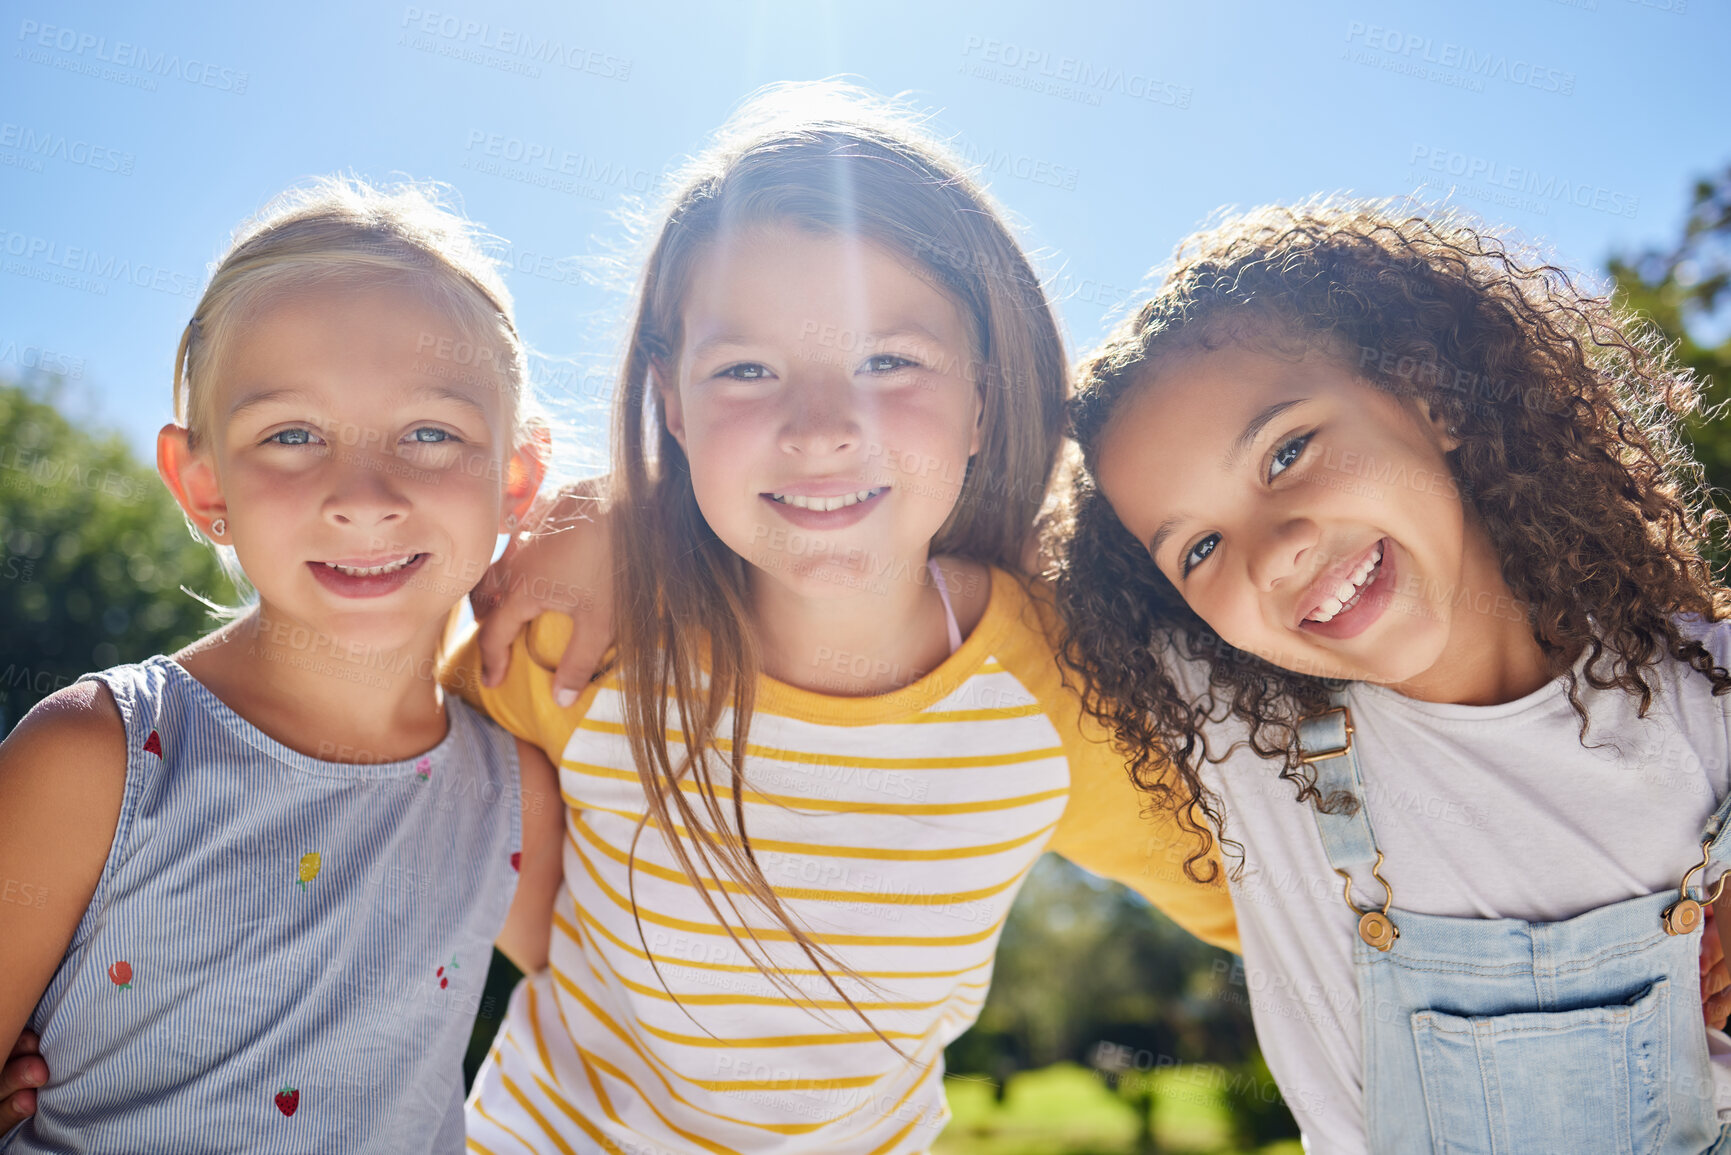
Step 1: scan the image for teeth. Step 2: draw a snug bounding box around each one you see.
[771,487,884,512]
[328,555,415,577]
[1305,543,1385,625]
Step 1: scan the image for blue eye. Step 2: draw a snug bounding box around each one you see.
[1269,433,1312,480]
[266,428,316,446]
[409,427,452,444]
[863,354,914,373]
[1182,533,1219,577]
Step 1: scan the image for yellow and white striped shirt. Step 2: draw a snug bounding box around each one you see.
[451,568,1235,1154]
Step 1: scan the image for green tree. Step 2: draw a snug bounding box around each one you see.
[1608,164,1731,497]
[945,855,1259,1085]
[0,375,234,732]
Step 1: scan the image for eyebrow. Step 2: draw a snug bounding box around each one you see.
[406,382,492,418]
[1222,398,1308,472]
[688,324,953,361]
[226,383,492,421]
[1145,396,1310,570]
[226,387,313,420]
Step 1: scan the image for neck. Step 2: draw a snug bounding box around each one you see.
[750,555,953,696]
[177,601,452,763]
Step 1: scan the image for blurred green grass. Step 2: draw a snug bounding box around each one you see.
[934,1063,1304,1155]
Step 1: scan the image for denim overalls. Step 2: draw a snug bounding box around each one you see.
[1297,698,1731,1153]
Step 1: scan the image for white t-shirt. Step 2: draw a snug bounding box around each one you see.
[1171,620,1731,1154]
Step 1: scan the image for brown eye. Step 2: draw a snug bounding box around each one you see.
[1182,533,1220,576]
[1268,433,1313,480]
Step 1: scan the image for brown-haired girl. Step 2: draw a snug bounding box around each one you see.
[449,84,1236,1152]
[1057,198,1731,1153]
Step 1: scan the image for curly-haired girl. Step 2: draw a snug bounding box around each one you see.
[1056,198,1731,1153]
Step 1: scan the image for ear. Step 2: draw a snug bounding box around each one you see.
[157,423,228,540]
[501,419,551,532]
[1414,397,1460,453]
[652,359,688,453]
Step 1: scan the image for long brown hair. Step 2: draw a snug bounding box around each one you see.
[607,84,1068,1033]
[1054,198,1731,881]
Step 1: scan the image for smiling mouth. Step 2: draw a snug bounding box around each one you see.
[1303,542,1385,625]
[316,554,424,577]
[766,487,887,512]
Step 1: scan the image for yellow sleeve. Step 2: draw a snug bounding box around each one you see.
[1047,732,1240,954]
[997,574,1240,954]
[440,612,598,760]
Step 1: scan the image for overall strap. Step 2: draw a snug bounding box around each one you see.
[1702,789,1731,864]
[1298,691,1400,949]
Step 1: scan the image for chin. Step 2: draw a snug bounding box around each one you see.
[781,562,894,600]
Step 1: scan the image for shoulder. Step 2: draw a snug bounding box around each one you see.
[4,678,129,768]
[440,617,593,756]
[1672,614,1731,671]
[0,678,130,865]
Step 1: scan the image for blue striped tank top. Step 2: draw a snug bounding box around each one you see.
[0,655,521,1154]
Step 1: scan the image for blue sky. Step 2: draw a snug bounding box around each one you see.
[2,0,1723,469]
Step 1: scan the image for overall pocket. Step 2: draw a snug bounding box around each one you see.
[1410,978,1672,1155]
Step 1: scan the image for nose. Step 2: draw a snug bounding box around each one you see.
[1245,516,1318,592]
[778,372,863,458]
[322,446,410,530]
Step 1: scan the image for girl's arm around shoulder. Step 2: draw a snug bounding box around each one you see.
[442,616,600,761]
[495,738,564,974]
[0,682,129,1059]
[1048,738,1239,955]
[992,579,1239,953]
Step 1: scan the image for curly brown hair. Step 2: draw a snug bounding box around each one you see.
[1053,198,1731,882]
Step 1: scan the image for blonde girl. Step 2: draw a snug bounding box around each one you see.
[0,178,563,1152]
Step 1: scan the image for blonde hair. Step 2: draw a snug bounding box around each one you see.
[609,83,1069,1040]
[174,175,528,444]
[172,176,533,600]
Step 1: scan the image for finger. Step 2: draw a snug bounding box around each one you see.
[1707,987,1731,1031]
[0,1046,47,1130]
[0,1086,37,1131]
[551,625,609,709]
[6,1032,39,1062]
[476,581,539,689]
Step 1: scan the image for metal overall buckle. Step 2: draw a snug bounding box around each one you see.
[1663,841,1727,936]
[1338,851,1400,951]
[1299,705,1399,951]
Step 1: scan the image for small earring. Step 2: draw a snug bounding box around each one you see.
[504,514,519,532]
[210,518,226,538]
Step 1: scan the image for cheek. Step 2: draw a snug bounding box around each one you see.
[881,404,976,493]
